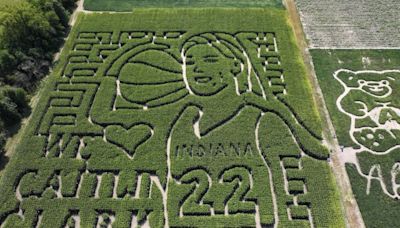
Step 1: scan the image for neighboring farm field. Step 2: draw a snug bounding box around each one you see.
[0,9,343,227]
[295,0,400,48]
[312,49,400,227]
[84,0,282,11]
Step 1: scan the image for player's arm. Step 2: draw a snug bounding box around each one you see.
[243,92,330,160]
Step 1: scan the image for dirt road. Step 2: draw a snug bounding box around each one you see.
[283,0,365,227]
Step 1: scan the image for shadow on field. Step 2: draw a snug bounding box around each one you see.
[0,108,31,174]
[0,153,9,172]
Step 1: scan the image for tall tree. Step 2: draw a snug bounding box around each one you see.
[0,2,54,53]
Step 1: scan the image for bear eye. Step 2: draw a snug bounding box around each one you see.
[359,80,366,85]
[382,80,388,85]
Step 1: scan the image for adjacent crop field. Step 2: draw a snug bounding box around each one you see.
[0,9,343,227]
[84,0,283,11]
[312,49,400,228]
[295,0,400,48]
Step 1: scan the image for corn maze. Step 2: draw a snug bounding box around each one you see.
[312,49,400,228]
[0,10,342,227]
[335,69,400,197]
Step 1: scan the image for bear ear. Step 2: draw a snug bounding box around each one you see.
[335,71,358,87]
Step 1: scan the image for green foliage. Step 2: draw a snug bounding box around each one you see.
[2,87,29,113]
[28,0,72,36]
[0,0,76,88]
[311,49,400,147]
[0,0,76,53]
[0,86,28,129]
[0,2,54,52]
[0,49,16,75]
[0,9,342,227]
[0,97,21,126]
[358,148,400,195]
[0,130,5,153]
[354,129,399,152]
[105,125,152,156]
[258,112,344,228]
[312,49,400,227]
[347,164,400,228]
[59,0,77,12]
[0,0,75,161]
[84,0,283,11]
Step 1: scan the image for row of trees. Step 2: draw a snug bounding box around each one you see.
[0,0,77,154]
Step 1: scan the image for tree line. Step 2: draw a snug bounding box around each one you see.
[0,0,77,156]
